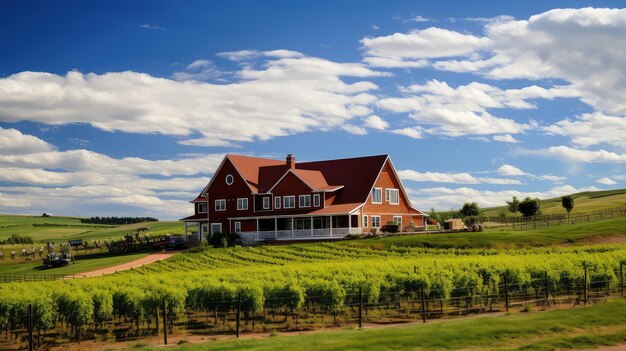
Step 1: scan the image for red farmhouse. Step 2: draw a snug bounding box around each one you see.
[181,154,426,244]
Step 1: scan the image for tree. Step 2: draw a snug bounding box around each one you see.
[518,197,541,218]
[561,195,574,216]
[506,196,520,215]
[459,202,480,217]
[428,208,440,223]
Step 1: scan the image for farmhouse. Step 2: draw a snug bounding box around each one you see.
[181,154,426,244]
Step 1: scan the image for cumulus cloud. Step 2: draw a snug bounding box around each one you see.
[398,169,521,185]
[172,59,223,81]
[363,115,389,130]
[497,164,566,182]
[493,134,519,143]
[597,177,617,185]
[0,52,386,147]
[523,146,626,163]
[409,184,598,210]
[544,112,626,149]
[377,80,573,137]
[0,128,55,155]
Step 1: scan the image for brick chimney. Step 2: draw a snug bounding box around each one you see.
[286,154,296,170]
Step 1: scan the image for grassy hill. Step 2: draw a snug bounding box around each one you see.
[479,188,626,217]
[0,214,184,243]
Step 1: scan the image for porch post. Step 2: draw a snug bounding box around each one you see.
[274,217,278,239]
[292,217,295,238]
[256,218,259,241]
[330,215,333,237]
[310,217,313,237]
[348,214,352,234]
[184,222,188,240]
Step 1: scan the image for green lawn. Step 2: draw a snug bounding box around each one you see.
[480,188,626,217]
[343,216,626,249]
[0,214,183,243]
[141,299,626,351]
[0,251,150,275]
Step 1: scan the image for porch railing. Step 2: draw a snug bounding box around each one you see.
[240,227,357,244]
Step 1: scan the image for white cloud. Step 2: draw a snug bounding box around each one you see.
[544,112,626,149]
[361,27,492,67]
[172,59,223,81]
[493,134,519,143]
[391,127,423,139]
[398,169,521,185]
[0,52,386,147]
[341,124,368,135]
[525,146,626,163]
[363,115,389,130]
[597,177,617,185]
[0,128,55,155]
[378,80,574,137]
[497,164,566,182]
[410,16,431,23]
[139,24,165,31]
[409,184,598,210]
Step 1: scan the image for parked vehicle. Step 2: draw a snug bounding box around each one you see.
[153,236,187,250]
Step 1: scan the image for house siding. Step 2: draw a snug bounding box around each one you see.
[207,158,254,232]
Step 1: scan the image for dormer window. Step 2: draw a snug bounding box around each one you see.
[299,195,311,208]
[198,203,207,213]
[225,174,234,185]
[263,197,270,210]
[313,194,320,207]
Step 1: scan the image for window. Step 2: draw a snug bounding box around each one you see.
[198,203,207,213]
[237,198,248,210]
[215,199,226,211]
[274,196,281,209]
[225,174,234,185]
[284,196,295,209]
[263,197,270,210]
[313,194,320,207]
[234,221,241,233]
[371,187,382,204]
[386,188,399,205]
[363,215,368,227]
[371,216,381,228]
[393,216,402,228]
[299,194,311,208]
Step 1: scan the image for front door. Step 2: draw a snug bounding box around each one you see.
[200,223,208,241]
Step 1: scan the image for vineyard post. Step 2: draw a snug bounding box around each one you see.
[236,293,241,338]
[420,287,426,323]
[584,267,589,305]
[358,286,363,328]
[619,262,624,297]
[28,303,33,351]
[504,274,510,312]
[162,299,167,345]
[155,306,159,336]
[543,271,550,302]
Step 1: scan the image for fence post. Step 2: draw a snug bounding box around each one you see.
[162,299,167,345]
[358,286,363,328]
[504,274,510,312]
[155,306,159,336]
[420,287,426,323]
[28,303,33,351]
[236,293,241,338]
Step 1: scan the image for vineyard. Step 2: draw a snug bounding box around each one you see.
[0,243,625,349]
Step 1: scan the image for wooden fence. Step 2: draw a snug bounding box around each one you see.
[511,205,626,231]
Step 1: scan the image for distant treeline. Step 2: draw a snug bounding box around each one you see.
[80,217,159,225]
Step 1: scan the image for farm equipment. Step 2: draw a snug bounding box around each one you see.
[42,251,74,268]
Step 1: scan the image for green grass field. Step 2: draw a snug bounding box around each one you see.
[141,299,626,351]
[479,188,626,217]
[0,214,183,243]
[343,216,626,249]
[0,251,150,275]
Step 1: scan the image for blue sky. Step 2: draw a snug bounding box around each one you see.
[1,1,625,219]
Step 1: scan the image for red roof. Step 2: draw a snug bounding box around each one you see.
[181,213,209,221]
[224,154,388,206]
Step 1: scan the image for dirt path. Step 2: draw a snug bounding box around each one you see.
[71,252,175,278]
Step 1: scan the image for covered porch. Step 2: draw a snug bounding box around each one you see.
[238,214,360,245]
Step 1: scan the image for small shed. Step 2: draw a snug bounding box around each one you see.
[444,218,465,230]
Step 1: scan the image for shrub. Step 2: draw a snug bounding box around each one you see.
[208,232,240,248]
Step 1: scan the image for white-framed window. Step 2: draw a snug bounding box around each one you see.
[371,187,382,204]
[198,203,207,213]
[215,199,226,211]
[284,196,295,209]
[299,194,311,208]
[363,215,368,227]
[237,198,248,210]
[313,194,320,207]
[274,196,281,209]
[234,221,241,233]
[263,197,270,210]
[225,174,234,185]
[371,215,381,228]
[386,188,399,205]
[393,216,402,228]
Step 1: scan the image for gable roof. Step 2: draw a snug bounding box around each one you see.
[223,154,284,193]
